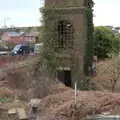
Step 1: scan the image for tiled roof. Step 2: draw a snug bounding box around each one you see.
[7,32,24,37]
[24,32,38,37]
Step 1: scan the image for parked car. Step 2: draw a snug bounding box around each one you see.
[11,44,31,56]
[34,43,43,55]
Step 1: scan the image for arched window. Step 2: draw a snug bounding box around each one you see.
[57,20,73,49]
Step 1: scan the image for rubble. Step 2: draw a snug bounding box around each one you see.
[16,108,28,120]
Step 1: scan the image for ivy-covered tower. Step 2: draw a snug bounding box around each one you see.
[44,0,94,88]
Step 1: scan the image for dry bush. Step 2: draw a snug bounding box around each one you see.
[28,62,69,99]
[0,56,37,101]
[4,68,29,90]
[0,66,33,101]
[38,91,120,120]
[94,57,120,92]
[0,87,14,101]
[28,75,58,99]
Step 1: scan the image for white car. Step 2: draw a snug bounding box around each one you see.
[34,43,43,54]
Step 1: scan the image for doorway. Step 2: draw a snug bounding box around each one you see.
[57,70,72,87]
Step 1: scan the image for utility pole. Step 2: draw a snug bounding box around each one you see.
[3,17,10,28]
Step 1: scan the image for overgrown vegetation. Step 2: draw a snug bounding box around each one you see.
[37,0,95,76]
[94,26,120,58]
[95,56,120,92]
[84,0,94,76]
[0,97,12,103]
[110,57,120,92]
[35,6,63,76]
[33,0,96,91]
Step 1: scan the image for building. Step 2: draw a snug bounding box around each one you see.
[1,32,24,44]
[1,32,38,44]
[45,0,94,88]
[23,32,38,43]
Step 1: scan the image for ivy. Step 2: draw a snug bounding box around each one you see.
[34,7,62,76]
[84,0,94,76]
[36,1,94,78]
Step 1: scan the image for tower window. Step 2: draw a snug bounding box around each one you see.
[57,20,73,49]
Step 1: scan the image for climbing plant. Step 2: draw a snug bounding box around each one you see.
[35,0,94,78]
[34,6,62,77]
[84,0,94,76]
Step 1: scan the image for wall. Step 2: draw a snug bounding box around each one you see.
[45,0,88,88]
[45,0,84,7]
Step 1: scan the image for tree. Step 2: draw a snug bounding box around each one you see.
[94,26,120,58]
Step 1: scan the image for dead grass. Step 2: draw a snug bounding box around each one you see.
[0,57,120,119]
[38,90,120,120]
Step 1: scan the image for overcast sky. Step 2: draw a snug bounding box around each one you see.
[0,0,44,28]
[94,0,120,27]
[0,0,119,27]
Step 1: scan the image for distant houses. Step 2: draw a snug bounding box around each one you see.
[23,32,38,43]
[1,31,38,44]
[0,26,41,50]
[1,32,24,44]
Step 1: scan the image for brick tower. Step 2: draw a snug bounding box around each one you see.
[44,0,93,88]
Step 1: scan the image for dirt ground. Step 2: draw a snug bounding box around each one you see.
[0,83,120,120]
[39,87,120,120]
[0,58,120,119]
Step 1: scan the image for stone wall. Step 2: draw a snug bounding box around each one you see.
[44,0,89,88]
[45,0,84,7]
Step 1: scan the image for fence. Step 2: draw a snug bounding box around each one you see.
[86,115,120,120]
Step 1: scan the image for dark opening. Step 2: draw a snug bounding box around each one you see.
[57,70,71,87]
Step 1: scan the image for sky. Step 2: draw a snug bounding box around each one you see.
[93,0,120,27]
[0,0,120,27]
[0,0,44,28]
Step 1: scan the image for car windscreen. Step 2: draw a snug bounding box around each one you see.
[13,44,22,51]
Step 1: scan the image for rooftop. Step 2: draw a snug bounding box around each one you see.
[7,32,24,37]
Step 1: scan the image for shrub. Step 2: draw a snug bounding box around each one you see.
[94,26,120,58]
